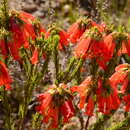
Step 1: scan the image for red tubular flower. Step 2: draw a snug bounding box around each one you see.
[19,11,36,22]
[19,11,36,40]
[0,39,8,58]
[58,29,69,50]
[31,48,39,64]
[85,96,94,116]
[36,84,75,128]
[109,64,129,92]
[96,79,120,114]
[36,92,53,114]
[42,104,59,129]
[94,33,115,70]
[0,61,12,90]
[123,94,130,112]
[9,17,25,48]
[9,13,36,61]
[67,19,99,44]
[71,76,92,109]
[74,27,109,69]
[120,78,128,93]
[8,41,22,63]
[98,96,106,113]
[67,22,85,44]
[118,41,128,56]
[36,92,57,128]
[115,63,129,71]
[43,105,59,128]
[98,91,120,115]
[90,40,109,70]
[74,37,92,59]
[125,36,130,56]
[36,91,59,129]
[22,23,36,40]
[118,35,130,56]
[102,34,115,60]
[60,100,75,123]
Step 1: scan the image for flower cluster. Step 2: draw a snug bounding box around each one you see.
[36,84,75,128]
[1,9,130,129]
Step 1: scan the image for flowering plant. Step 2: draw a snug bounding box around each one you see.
[0,0,130,130]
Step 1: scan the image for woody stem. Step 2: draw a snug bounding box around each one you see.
[85,116,90,129]
[2,88,12,130]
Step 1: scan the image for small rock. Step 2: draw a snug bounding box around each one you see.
[33,10,45,18]
[22,4,37,13]
[63,4,71,14]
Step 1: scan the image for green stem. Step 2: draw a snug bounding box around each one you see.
[2,88,12,130]
[59,57,76,82]
[54,47,59,85]
[52,35,60,85]
[35,55,50,83]
[2,0,9,29]
[85,116,90,130]
[18,56,50,130]
[65,58,83,83]
[76,69,82,84]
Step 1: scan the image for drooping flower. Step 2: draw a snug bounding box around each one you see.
[22,21,36,41]
[73,27,100,59]
[109,63,130,93]
[0,39,8,58]
[96,33,116,70]
[123,94,130,112]
[125,36,130,56]
[9,16,25,61]
[74,37,92,59]
[18,11,36,42]
[9,12,32,61]
[85,96,94,116]
[118,35,130,56]
[36,91,57,128]
[8,11,39,62]
[36,84,75,128]
[96,79,120,114]
[60,100,75,123]
[9,16,25,48]
[0,61,12,90]
[58,29,69,50]
[74,27,109,69]
[67,22,85,44]
[36,92,53,114]
[8,41,22,63]
[102,33,115,61]
[31,48,39,64]
[71,76,92,109]
[43,104,59,128]
[67,18,99,44]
